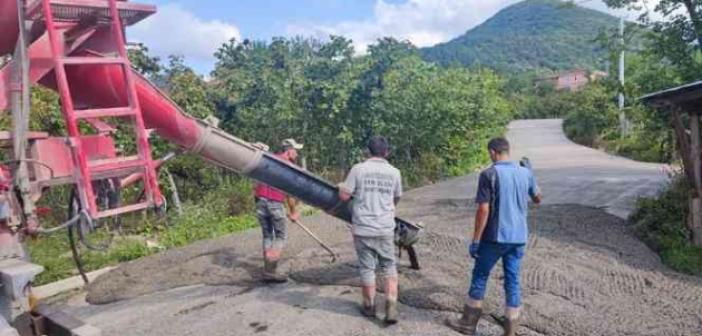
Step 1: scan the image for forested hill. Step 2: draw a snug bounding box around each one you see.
[422,0,619,71]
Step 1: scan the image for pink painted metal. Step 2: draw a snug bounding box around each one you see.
[25,0,156,25]
[57,65,204,149]
[36,0,164,218]
[106,0,163,210]
[41,0,99,214]
[29,135,117,183]
[119,156,168,188]
[0,0,19,55]
[3,32,55,111]
[0,5,202,148]
[0,0,199,222]
[85,118,117,134]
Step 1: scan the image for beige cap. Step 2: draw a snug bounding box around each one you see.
[281,138,304,150]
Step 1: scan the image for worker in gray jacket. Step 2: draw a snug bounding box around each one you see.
[339,136,403,325]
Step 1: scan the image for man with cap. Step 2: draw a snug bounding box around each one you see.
[254,138,303,283]
[339,136,403,325]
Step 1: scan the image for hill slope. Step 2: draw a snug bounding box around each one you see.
[422,0,619,71]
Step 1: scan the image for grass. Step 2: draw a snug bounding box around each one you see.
[26,234,157,285]
[631,176,702,276]
[27,178,258,286]
[27,212,257,286]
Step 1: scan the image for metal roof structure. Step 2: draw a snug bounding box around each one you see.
[640,80,702,108]
[640,80,702,246]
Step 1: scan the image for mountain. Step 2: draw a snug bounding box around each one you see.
[422,0,619,72]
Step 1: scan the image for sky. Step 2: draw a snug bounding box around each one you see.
[126,0,659,74]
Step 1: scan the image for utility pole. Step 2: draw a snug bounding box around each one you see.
[573,0,627,135]
[618,16,628,136]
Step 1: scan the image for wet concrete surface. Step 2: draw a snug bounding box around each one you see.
[58,119,702,335]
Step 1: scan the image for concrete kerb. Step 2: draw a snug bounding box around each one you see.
[33,266,115,300]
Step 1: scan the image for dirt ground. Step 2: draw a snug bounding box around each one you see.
[62,120,702,335]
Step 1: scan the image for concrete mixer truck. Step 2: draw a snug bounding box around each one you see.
[0,0,423,334]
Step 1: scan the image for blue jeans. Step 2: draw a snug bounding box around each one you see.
[468,242,525,308]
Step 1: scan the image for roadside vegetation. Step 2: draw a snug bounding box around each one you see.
[4,37,513,285]
[631,176,702,275]
[531,0,702,275]
[27,175,257,285]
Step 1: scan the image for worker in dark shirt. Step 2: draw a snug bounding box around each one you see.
[254,139,303,283]
[446,137,541,336]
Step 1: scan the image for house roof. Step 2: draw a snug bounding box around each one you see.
[533,69,590,82]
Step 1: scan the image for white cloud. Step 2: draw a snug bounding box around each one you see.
[288,0,515,53]
[287,0,665,54]
[128,4,240,72]
[578,0,664,21]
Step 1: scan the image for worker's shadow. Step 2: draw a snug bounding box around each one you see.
[256,284,395,328]
[271,260,426,326]
[242,259,360,318]
[207,248,273,287]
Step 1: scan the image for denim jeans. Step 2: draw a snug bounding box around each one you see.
[255,198,288,250]
[468,242,525,308]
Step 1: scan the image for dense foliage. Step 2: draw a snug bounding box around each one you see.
[211,36,513,185]
[554,0,702,273]
[530,13,683,163]
[631,176,702,275]
[603,0,702,83]
[422,0,621,71]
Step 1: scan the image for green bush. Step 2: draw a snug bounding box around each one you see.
[631,176,702,275]
[561,82,674,164]
[562,84,618,147]
[514,90,572,119]
[212,37,512,184]
[610,132,670,163]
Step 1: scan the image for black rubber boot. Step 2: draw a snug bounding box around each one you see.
[360,303,376,318]
[445,305,482,335]
[263,259,288,283]
[503,317,518,336]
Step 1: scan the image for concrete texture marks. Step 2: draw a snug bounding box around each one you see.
[59,119,701,336]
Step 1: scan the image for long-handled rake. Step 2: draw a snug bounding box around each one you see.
[291,218,338,263]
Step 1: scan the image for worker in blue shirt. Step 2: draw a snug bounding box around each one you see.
[446,137,541,336]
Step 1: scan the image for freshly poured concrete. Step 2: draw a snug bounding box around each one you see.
[58,120,702,335]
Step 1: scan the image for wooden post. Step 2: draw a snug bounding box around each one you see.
[689,112,702,246]
[672,109,695,186]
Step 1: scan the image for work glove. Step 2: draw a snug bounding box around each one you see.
[468,240,480,259]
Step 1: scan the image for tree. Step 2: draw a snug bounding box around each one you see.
[346,38,418,156]
[128,43,161,78]
[209,35,513,183]
[163,55,213,119]
[603,0,702,81]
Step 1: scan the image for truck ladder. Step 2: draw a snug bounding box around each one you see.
[39,0,163,218]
